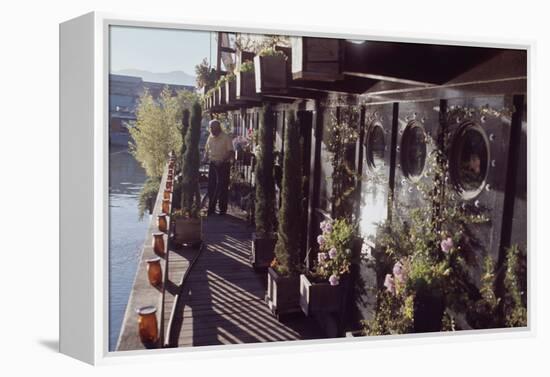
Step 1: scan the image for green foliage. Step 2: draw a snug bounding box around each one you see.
[313,218,356,282]
[239,61,255,73]
[129,87,182,178]
[468,256,500,329]
[179,102,203,218]
[254,104,276,236]
[273,110,303,276]
[258,47,286,58]
[363,290,414,335]
[364,134,491,334]
[327,107,361,221]
[137,177,161,220]
[180,109,190,161]
[503,245,527,327]
[194,58,217,89]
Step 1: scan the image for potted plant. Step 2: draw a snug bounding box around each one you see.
[299,218,355,316]
[233,133,253,166]
[173,101,203,247]
[224,72,237,105]
[266,110,303,317]
[253,47,289,94]
[251,104,277,270]
[236,60,260,101]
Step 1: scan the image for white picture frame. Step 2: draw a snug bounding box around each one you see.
[60,11,533,365]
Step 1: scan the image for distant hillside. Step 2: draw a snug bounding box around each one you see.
[113,69,196,86]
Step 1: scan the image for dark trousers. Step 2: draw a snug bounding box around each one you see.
[208,161,231,214]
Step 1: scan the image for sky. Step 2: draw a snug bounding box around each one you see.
[109,26,214,75]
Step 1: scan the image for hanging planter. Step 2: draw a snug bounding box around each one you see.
[225,74,237,105]
[253,48,289,94]
[236,61,260,101]
[291,37,344,82]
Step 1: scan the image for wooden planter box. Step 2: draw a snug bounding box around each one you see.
[299,274,343,316]
[413,290,445,333]
[225,79,237,104]
[173,217,203,246]
[250,232,277,269]
[254,54,288,94]
[266,267,301,318]
[236,71,260,101]
[291,37,344,82]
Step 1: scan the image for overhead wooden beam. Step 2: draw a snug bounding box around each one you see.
[344,40,506,85]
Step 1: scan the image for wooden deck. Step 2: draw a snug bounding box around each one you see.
[167,208,324,347]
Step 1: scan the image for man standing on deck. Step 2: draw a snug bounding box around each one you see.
[203,119,234,215]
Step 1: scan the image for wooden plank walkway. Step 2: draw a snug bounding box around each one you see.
[168,209,324,347]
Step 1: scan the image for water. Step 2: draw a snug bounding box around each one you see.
[108,146,150,351]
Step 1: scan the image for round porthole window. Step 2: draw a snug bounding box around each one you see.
[366,123,386,171]
[451,123,489,198]
[400,121,427,181]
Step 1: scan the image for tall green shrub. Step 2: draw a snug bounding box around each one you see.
[254,104,276,235]
[180,102,202,217]
[274,110,302,275]
[180,109,190,158]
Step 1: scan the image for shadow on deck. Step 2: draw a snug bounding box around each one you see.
[168,210,324,347]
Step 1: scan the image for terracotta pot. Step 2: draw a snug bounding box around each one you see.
[136,306,158,346]
[152,233,165,257]
[157,213,168,233]
[146,257,163,286]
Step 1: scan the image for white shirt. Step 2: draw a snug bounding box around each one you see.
[205,132,234,162]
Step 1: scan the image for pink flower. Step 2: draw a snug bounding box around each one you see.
[317,235,325,246]
[323,223,333,234]
[329,274,340,286]
[328,247,337,259]
[384,274,396,295]
[317,252,327,264]
[440,237,454,253]
[393,261,406,283]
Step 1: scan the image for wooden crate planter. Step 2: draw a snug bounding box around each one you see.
[291,37,344,82]
[236,71,260,101]
[299,274,344,316]
[265,267,301,318]
[225,79,237,105]
[250,232,276,269]
[413,290,445,333]
[173,217,203,246]
[253,54,288,94]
